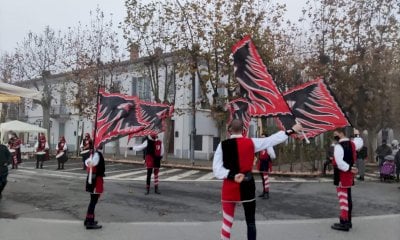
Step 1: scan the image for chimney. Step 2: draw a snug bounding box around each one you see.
[129,43,139,61]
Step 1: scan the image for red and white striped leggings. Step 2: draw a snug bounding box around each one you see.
[336,187,352,222]
[220,201,256,240]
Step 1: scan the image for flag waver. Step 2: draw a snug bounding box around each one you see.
[277,78,351,139]
[232,36,292,117]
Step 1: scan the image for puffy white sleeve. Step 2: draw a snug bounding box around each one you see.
[55,144,59,151]
[352,137,363,151]
[63,143,68,151]
[132,140,148,151]
[267,147,276,159]
[85,152,99,167]
[334,144,349,171]
[252,131,288,153]
[34,141,39,149]
[45,142,49,150]
[212,143,229,179]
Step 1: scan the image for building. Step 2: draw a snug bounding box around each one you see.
[7,49,258,160]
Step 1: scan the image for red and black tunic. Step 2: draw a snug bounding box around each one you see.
[221,137,255,202]
[333,141,357,188]
[86,151,105,194]
[258,150,271,172]
[144,137,162,168]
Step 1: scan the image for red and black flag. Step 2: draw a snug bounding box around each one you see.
[226,98,252,135]
[128,101,174,138]
[94,89,144,148]
[277,78,351,139]
[231,35,292,117]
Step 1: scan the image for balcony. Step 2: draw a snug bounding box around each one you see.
[50,105,70,122]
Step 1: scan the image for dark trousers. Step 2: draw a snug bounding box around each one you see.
[221,201,256,240]
[0,173,8,195]
[86,193,100,222]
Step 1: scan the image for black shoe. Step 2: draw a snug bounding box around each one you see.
[84,220,98,226]
[155,187,161,194]
[357,176,364,181]
[86,222,102,230]
[265,192,269,199]
[258,192,265,198]
[145,189,150,195]
[331,223,350,231]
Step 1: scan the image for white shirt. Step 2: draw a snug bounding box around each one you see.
[85,152,100,167]
[334,137,363,172]
[132,139,164,156]
[34,141,49,151]
[213,131,288,179]
[56,142,67,151]
[266,146,276,159]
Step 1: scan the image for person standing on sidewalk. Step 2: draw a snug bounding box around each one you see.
[213,119,302,240]
[132,134,163,195]
[84,146,105,230]
[0,143,11,199]
[256,133,276,199]
[354,129,367,181]
[331,127,363,232]
[375,140,392,167]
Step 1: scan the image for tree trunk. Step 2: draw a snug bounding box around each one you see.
[163,117,173,162]
[0,103,8,123]
[366,128,378,164]
[42,104,51,150]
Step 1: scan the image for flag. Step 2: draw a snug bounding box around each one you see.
[277,78,351,139]
[128,101,174,138]
[94,89,144,148]
[226,98,251,135]
[232,36,292,117]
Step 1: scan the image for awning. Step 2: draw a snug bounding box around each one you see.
[0,82,42,101]
[0,120,47,144]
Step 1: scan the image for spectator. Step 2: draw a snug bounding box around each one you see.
[375,140,392,167]
[0,143,12,199]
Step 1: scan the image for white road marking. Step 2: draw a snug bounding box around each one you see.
[195,172,215,180]
[163,170,200,181]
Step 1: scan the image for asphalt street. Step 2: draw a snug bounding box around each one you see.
[0,158,399,239]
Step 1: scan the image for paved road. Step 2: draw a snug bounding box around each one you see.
[10,158,383,183]
[1,159,399,239]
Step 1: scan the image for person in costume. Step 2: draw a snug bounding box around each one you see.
[132,134,163,195]
[55,136,68,170]
[84,146,105,230]
[34,133,49,169]
[330,127,363,231]
[80,133,93,170]
[7,132,21,169]
[0,143,11,199]
[256,133,276,199]
[213,119,302,240]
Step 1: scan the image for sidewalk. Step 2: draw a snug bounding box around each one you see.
[0,214,398,240]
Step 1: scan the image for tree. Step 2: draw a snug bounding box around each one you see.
[63,7,125,154]
[14,26,64,143]
[301,0,400,161]
[0,53,16,122]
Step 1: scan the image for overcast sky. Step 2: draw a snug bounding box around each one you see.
[0,0,306,55]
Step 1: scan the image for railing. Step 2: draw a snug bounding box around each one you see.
[50,105,69,116]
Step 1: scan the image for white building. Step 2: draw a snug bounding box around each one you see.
[9,51,258,160]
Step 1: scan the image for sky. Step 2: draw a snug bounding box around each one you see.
[0,0,307,55]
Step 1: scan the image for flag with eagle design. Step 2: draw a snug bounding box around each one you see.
[231,35,292,117]
[226,98,252,135]
[277,78,351,139]
[94,89,145,148]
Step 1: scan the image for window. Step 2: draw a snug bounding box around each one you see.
[213,137,220,151]
[194,135,203,151]
[132,76,151,101]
